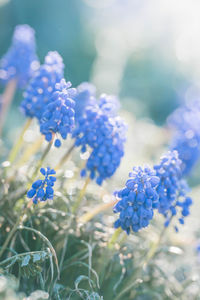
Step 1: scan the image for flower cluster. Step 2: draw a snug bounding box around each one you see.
[99,94,120,116]
[20,51,64,120]
[0,24,39,88]
[40,79,76,147]
[113,166,160,234]
[27,167,56,204]
[73,95,127,185]
[73,82,96,121]
[154,151,192,229]
[168,100,200,175]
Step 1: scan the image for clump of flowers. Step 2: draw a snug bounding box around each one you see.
[154,151,192,229]
[74,82,96,121]
[73,95,127,185]
[20,51,64,121]
[27,167,56,204]
[168,100,200,175]
[40,79,76,147]
[0,24,39,88]
[113,166,160,234]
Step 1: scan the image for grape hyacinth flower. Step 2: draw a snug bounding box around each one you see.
[99,94,120,116]
[20,51,64,121]
[40,79,76,147]
[0,24,39,88]
[154,151,192,229]
[74,82,96,121]
[168,99,200,175]
[27,167,56,204]
[73,95,127,185]
[170,132,200,176]
[113,166,160,234]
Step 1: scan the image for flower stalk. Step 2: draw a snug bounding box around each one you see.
[142,225,168,268]
[8,118,32,164]
[107,227,123,249]
[72,177,90,214]
[79,199,117,224]
[16,135,44,167]
[0,79,17,136]
[54,143,75,171]
[30,138,54,184]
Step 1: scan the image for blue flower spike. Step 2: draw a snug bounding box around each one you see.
[40,78,76,147]
[154,151,193,230]
[27,167,56,204]
[0,24,39,88]
[21,51,64,120]
[113,166,160,234]
[74,82,96,121]
[73,94,127,185]
[168,99,200,175]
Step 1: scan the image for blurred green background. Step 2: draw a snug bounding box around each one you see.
[0,0,198,128]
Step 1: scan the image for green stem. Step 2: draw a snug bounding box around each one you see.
[0,199,32,260]
[142,225,167,268]
[30,139,53,184]
[107,227,122,249]
[115,278,142,300]
[16,135,44,167]
[7,136,51,186]
[0,79,17,136]
[55,143,75,171]
[8,118,32,164]
[72,177,90,214]
[59,236,68,272]
[78,199,118,224]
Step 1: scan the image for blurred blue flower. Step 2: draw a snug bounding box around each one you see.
[99,94,120,116]
[196,244,200,254]
[0,24,39,88]
[40,79,76,147]
[74,82,96,121]
[170,132,200,176]
[168,100,200,175]
[27,167,56,204]
[113,166,160,234]
[154,151,192,229]
[73,95,127,185]
[20,51,64,120]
